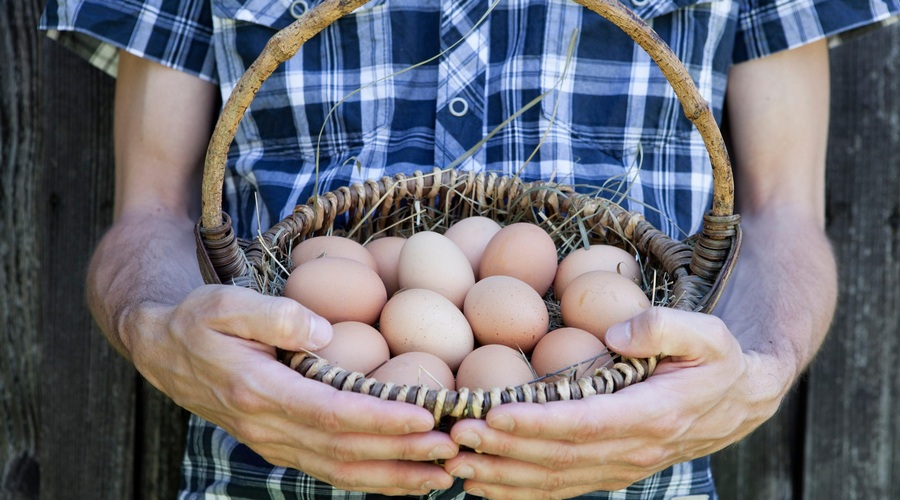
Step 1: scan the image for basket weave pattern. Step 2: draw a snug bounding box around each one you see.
[195,0,742,424]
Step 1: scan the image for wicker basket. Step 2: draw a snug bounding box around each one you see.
[195,0,742,424]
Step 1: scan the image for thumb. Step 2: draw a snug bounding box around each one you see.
[603,306,732,362]
[194,285,334,351]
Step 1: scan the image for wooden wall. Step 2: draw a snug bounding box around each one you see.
[2,2,898,498]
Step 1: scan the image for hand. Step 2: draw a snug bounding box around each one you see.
[127,284,458,495]
[442,306,790,498]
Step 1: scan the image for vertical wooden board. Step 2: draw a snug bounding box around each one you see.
[136,385,189,499]
[804,23,900,500]
[38,40,137,498]
[1,1,43,498]
[711,391,801,500]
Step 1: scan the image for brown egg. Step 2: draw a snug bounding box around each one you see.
[479,222,558,296]
[397,230,475,309]
[312,321,390,375]
[443,216,502,279]
[369,351,456,390]
[560,271,650,342]
[455,344,535,391]
[530,327,613,382]
[554,245,642,298]
[379,289,474,371]
[364,236,406,297]
[283,257,387,325]
[291,235,378,271]
[463,275,549,354]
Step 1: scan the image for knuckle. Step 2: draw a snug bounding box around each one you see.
[545,445,580,470]
[325,436,359,462]
[323,465,359,490]
[267,299,300,342]
[539,471,567,492]
[627,446,668,470]
[312,404,344,434]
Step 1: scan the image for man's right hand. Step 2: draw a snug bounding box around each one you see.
[88,51,457,495]
[129,285,457,495]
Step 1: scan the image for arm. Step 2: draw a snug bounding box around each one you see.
[442,39,836,497]
[90,51,456,494]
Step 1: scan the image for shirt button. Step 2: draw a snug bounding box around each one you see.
[290,0,309,18]
[449,97,469,117]
[631,0,650,6]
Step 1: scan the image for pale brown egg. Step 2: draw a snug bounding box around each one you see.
[312,321,390,375]
[291,235,378,271]
[554,245,642,298]
[479,222,558,296]
[379,288,474,371]
[560,271,650,343]
[283,257,387,325]
[463,275,549,354]
[364,236,406,297]
[397,230,475,309]
[530,327,613,382]
[443,216,502,279]
[455,344,535,391]
[369,351,456,390]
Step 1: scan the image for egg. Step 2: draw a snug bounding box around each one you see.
[397,230,475,309]
[560,271,651,342]
[364,236,406,297]
[463,275,549,353]
[443,216,502,279]
[291,235,378,271]
[369,351,456,390]
[530,327,613,381]
[553,245,642,298]
[283,256,387,325]
[479,222,558,296]
[379,288,474,371]
[311,321,391,375]
[455,344,535,391]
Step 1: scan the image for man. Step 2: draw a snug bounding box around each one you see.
[41,0,898,497]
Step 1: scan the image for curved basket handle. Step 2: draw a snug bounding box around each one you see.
[200,0,735,230]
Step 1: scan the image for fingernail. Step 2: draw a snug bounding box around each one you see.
[308,315,332,349]
[490,413,514,432]
[467,488,485,497]
[429,444,456,460]
[605,321,632,351]
[420,481,435,491]
[454,430,481,449]
[449,464,474,479]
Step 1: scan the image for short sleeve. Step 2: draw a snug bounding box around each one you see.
[734,0,900,62]
[39,0,216,82]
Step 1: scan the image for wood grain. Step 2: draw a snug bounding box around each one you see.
[804,23,900,500]
[1,1,42,497]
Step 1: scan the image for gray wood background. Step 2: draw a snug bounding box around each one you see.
[2,1,898,498]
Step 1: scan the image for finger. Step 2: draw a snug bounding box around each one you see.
[445,451,639,497]
[183,285,333,351]
[216,354,445,437]
[449,415,643,470]
[604,307,736,362]
[255,442,456,494]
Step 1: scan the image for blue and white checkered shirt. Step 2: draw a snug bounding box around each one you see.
[41,0,899,498]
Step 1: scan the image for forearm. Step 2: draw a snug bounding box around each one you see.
[715,206,837,393]
[86,209,202,359]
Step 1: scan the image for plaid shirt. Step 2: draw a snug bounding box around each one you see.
[41,0,899,498]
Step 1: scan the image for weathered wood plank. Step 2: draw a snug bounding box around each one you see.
[38,39,137,499]
[0,1,43,498]
[804,23,900,500]
[38,32,189,500]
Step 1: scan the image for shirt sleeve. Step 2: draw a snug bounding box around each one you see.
[39,0,216,82]
[734,0,900,62]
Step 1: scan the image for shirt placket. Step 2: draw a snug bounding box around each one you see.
[434,0,490,170]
